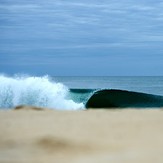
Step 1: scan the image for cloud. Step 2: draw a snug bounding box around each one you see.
[1,1,163,54]
[0,4,40,13]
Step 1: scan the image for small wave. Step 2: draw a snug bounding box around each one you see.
[0,75,84,110]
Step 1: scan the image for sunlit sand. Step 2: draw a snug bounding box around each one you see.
[0,106,163,163]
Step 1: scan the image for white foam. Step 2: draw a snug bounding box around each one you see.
[0,74,84,110]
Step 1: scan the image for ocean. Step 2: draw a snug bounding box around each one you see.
[0,75,163,110]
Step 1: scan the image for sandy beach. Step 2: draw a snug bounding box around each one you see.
[0,106,163,163]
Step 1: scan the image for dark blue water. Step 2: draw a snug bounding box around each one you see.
[0,75,163,109]
[53,76,163,96]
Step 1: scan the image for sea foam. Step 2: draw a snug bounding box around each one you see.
[0,75,84,110]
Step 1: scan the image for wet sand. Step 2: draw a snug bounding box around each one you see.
[0,106,163,163]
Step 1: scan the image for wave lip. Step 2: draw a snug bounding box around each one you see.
[86,89,163,109]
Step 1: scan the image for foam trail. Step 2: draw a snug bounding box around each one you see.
[0,75,84,110]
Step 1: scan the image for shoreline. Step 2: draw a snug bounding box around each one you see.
[0,106,163,163]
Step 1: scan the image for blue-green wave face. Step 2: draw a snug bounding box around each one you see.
[1,75,163,110]
[68,89,96,105]
[86,89,163,109]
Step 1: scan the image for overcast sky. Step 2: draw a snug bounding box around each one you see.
[0,0,163,76]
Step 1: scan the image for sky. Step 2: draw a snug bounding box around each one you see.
[0,0,163,76]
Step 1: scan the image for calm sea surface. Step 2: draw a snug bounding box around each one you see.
[53,76,163,96]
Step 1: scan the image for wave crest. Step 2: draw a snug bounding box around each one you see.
[0,75,84,110]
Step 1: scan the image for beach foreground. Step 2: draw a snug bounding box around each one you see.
[0,106,163,163]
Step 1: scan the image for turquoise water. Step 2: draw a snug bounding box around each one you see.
[0,75,163,110]
[53,76,163,108]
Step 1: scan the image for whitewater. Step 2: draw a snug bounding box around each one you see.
[0,75,84,110]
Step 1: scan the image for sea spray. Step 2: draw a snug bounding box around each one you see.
[0,75,84,110]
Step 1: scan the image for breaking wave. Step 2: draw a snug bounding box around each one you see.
[0,75,84,110]
[86,89,163,108]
